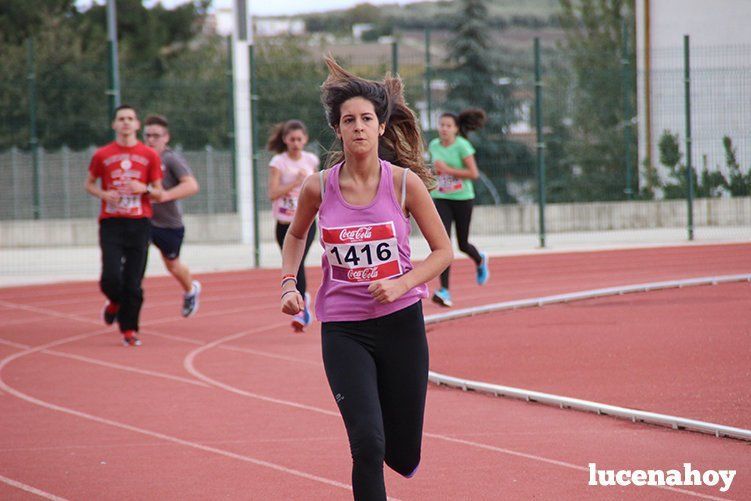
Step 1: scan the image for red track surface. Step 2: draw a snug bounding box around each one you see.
[1,243,750,500]
[429,282,751,429]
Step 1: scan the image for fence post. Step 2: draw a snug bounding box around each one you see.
[88,145,99,216]
[683,34,694,241]
[62,145,71,218]
[622,18,634,200]
[534,38,546,248]
[206,145,215,214]
[27,38,41,220]
[106,0,121,127]
[249,43,261,268]
[37,147,45,219]
[11,147,20,219]
[391,39,399,75]
[424,28,432,132]
[226,35,237,212]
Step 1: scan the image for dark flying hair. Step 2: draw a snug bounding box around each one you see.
[320,56,434,189]
[441,108,487,138]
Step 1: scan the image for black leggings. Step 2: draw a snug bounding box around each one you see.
[275,221,316,296]
[434,198,482,289]
[321,301,429,501]
[99,217,151,332]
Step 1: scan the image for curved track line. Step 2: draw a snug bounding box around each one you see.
[0,338,211,388]
[183,316,729,500]
[425,274,751,442]
[183,323,340,417]
[0,474,67,501]
[0,333,354,495]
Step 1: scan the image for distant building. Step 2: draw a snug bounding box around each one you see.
[208,9,305,38]
[636,0,751,185]
[352,23,374,42]
[253,18,306,37]
[213,6,234,36]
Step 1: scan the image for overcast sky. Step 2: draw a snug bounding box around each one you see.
[76,0,430,17]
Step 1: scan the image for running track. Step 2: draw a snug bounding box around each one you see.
[0,243,749,499]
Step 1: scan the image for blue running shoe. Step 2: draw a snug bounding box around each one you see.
[476,253,490,286]
[431,288,453,308]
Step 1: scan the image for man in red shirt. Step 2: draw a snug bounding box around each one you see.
[84,104,164,346]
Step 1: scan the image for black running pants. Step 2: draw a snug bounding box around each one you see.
[321,301,429,501]
[99,217,151,332]
[434,198,482,289]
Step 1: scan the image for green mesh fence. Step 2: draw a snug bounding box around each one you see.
[1,31,750,280]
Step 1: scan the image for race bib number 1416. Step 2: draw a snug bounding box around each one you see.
[321,222,403,283]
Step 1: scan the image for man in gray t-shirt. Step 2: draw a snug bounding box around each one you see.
[143,115,202,317]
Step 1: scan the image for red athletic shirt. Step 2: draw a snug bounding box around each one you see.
[88,141,163,220]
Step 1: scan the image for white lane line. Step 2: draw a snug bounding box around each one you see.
[184,314,732,500]
[0,333,353,495]
[183,324,340,417]
[0,474,68,501]
[0,337,210,388]
[3,275,744,500]
[219,344,322,367]
[427,433,733,501]
[0,298,318,371]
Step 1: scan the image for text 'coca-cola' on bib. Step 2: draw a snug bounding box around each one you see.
[321,221,403,284]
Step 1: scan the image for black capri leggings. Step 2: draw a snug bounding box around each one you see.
[434,198,482,289]
[275,220,316,296]
[321,301,429,501]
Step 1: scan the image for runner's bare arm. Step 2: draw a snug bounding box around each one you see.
[437,154,480,179]
[268,168,307,201]
[158,175,198,202]
[280,175,321,314]
[84,173,119,204]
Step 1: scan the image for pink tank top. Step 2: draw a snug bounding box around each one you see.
[315,159,429,322]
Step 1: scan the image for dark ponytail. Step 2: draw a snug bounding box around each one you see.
[441,108,487,138]
[266,119,308,154]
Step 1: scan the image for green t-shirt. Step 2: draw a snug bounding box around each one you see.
[429,136,476,200]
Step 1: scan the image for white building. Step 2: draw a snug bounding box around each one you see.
[636,0,751,185]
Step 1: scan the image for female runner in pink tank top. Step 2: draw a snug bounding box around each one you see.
[280,58,453,500]
[267,119,319,331]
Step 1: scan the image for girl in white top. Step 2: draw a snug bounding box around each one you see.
[267,119,319,331]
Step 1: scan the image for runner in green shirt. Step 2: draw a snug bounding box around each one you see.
[429,109,490,307]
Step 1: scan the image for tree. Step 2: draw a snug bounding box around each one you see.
[0,0,217,150]
[724,136,750,197]
[442,0,530,204]
[254,38,329,149]
[549,0,637,201]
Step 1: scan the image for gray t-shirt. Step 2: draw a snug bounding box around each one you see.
[151,148,193,228]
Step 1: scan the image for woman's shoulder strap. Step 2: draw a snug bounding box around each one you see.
[401,167,408,210]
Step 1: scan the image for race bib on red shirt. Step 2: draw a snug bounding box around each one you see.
[321,222,403,284]
[437,174,463,194]
[104,157,146,216]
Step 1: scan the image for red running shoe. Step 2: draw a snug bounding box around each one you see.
[122,331,141,347]
[102,301,119,325]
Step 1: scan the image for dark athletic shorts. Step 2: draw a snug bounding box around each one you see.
[150,225,185,260]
